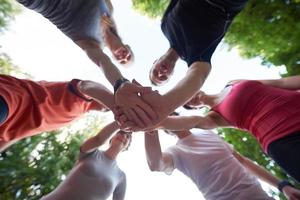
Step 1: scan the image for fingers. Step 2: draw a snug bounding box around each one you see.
[135,99,158,121]
[125,108,145,128]
[132,106,152,128]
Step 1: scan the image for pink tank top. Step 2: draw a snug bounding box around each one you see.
[212,80,300,152]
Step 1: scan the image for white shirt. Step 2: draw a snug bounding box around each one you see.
[42,150,126,200]
[166,130,273,200]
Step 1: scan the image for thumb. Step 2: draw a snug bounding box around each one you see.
[132,79,142,86]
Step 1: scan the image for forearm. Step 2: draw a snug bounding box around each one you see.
[0,140,16,153]
[78,80,115,111]
[81,121,119,152]
[80,45,124,86]
[165,47,179,63]
[159,116,212,130]
[144,131,164,171]
[163,62,211,112]
[260,75,300,90]
[93,49,123,86]
[237,154,280,187]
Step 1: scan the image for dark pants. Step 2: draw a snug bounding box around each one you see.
[0,96,8,125]
[268,132,300,183]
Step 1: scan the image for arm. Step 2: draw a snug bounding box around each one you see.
[77,80,115,111]
[144,130,174,173]
[158,115,219,131]
[231,75,300,90]
[112,175,126,200]
[163,62,211,113]
[80,121,119,153]
[76,43,124,86]
[76,42,156,128]
[0,140,17,153]
[233,151,300,200]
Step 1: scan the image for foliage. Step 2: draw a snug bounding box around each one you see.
[0,131,84,200]
[0,53,31,77]
[0,0,20,34]
[132,0,169,18]
[224,0,300,76]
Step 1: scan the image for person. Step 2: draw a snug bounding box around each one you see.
[131,0,250,129]
[16,0,157,129]
[158,75,300,182]
[42,121,132,200]
[144,128,300,200]
[0,74,117,152]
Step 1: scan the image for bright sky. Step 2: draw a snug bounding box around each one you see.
[0,0,285,199]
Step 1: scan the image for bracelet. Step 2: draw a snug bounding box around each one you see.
[278,180,293,192]
[114,78,129,94]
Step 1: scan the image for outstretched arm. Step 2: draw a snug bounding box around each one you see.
[157,111,230,131]
[144,130,174,173]
[233,151,300,200]
[230,75,300,91]
[80,121,119,153]
[76,43,156,129]
[163,62,211,112]
[140,62,211,129]
[77,80,115,111]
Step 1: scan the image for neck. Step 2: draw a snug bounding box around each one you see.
[176,130,191,139]
[202,94,218,107]
[104,147,121,160]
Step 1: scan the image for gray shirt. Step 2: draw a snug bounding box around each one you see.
[42,150,126,200]
[17,0,110,43]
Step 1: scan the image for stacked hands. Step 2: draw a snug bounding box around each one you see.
[114,79,170,132]
[113,52,178,132]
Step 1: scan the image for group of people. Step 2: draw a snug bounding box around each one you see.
[0,0,299,199]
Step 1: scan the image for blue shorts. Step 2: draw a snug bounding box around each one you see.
[0,96,8,125]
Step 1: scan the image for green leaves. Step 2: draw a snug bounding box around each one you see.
[132,0,170,18]
[0,0,20,34]
[225,0,300,76]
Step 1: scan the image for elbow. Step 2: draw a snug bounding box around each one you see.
[77,80,92,93]
[147,162,162,172]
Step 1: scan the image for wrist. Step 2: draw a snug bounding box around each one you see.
[278,180,293,193]
[114,78,129,94]
[166,48,179,62]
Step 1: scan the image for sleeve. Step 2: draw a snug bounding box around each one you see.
[78,148,98,161]
[112,173,127,200]
[68,79,94,102]
[163,147,177,175]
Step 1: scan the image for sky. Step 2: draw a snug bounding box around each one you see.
[0,0,286,199]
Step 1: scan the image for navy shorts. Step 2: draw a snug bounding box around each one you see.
[268,132,300,183]
[0,95,8,125]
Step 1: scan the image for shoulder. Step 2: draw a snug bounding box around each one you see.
[78,148,100,160]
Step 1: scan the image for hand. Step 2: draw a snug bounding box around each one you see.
[128,80,172,131]
[283,186,300,200]
[149,54,176,86]
[112,44,133,66]
[114,81,157,128]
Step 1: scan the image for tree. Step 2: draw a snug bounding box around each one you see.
[224,0,300,76]
[132,0,169,18]
[0,0,20,34]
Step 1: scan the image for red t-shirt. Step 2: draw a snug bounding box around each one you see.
[0,75,101,142]
[212,80,300,152]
